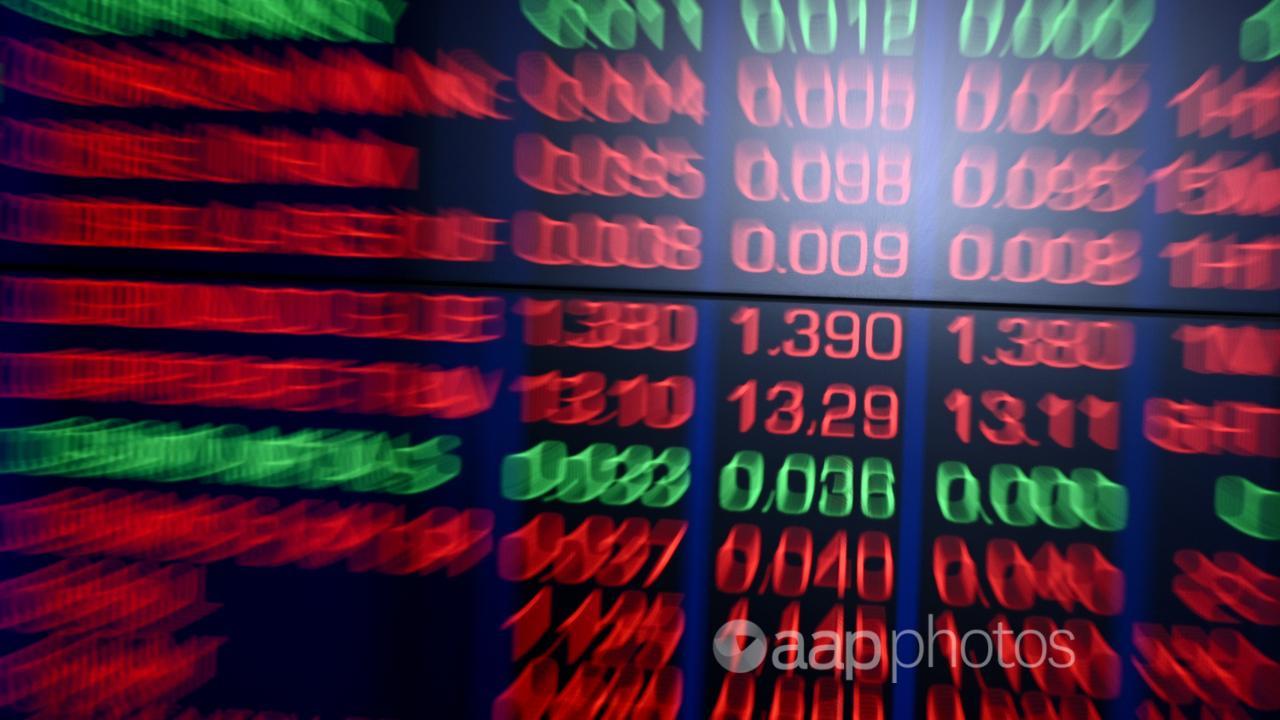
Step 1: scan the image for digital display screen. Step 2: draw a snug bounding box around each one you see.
[0,2,1277,719]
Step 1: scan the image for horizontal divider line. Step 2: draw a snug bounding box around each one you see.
[0,261,1277,322]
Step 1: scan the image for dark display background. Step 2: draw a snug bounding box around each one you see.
[0,1,1277,719]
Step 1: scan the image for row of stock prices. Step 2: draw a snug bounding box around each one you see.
[0,1,1275,719]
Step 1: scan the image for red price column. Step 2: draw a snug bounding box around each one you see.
[708,298,912,720]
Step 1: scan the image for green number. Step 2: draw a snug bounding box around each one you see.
[600,444,654,505]
[673,0,704,49]
[799,0,838,53]
[777,453,817,514]
[1070,468,1128,531]
[394,435,462,494]
[883,0,916,55]
[1242,0,1280,61]
[634,0,666,47]
[818,455,855,517]
[959,0,1004,57]
[936,460,982,523]
[1010,0,1062,57]
[299,429,363,489]
[582,0,638,49]
[861,456,896,519]
[501,440,567,500]
[522,0,591,48]
[990,463,1036,526]
[848,0,868,54]
[742,0,787,53]
[937,461,1126,530]
[720,450,764,511]
[1050,0,1105,60]
[1029,466,1081,529]
[555,443,618,503]
[642,447,692,507]
[1090,0,1153,59]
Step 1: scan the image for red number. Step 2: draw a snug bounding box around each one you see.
[715,524,761,594]
[836,142,871,204]
[512,372,692,429]
[735,140,780,201]
[731,218,776,272]
[833,224,869,276]
[1081,395,1119,450]
[863,386,899,439]
[857,531,894,602]
[731,220,908,278]
[876,144,912,205]
[646,376,695,430]
[950,226,994,280]
[994,317,1039,366]
[956,62,1001,132]
[821,384,857,438]
[515,134,703,199]
[944,389,973,443]
[1040,392,1077,448]
[1006,63,1060,134]
[782,308,821,357]
[952,146,997,207]
[731,306,760,355]
[1003,147,1056,210]
[517,52,587,122]
[1168,67,1278,140]
[738,57,783,127]
[772,527,814,597]
[948,314,975,364]
[954,146,1143,210]
[866,311,903,361]
[788,221,828,274]
[657,138,705,199]
[823,310,861,359]
[796,58,834,129]
[617,54,675,124]
[950,227,1140,286]
[513,212,701,271]
[979,390,1035,446]
[792,143,832,203]
[880,59,915,130]
[576,53,637,123]
[728,379,757,432]
[838,58,874,130]
[716,527,893,600]
[872,225,909,278]
[765,381,806,435]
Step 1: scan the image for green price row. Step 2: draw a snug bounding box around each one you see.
[719,451,895,518]
[937,461,1127,531]
[521,0,704,51]
[0,0,405,42]
[958,0,1152,59]
[741,0,918,55]
[501,441,690,507]
[0,417,459,495]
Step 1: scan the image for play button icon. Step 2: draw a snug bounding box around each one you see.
[713,619,767,672]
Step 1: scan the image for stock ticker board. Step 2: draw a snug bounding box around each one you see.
[0,1,1277,719]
